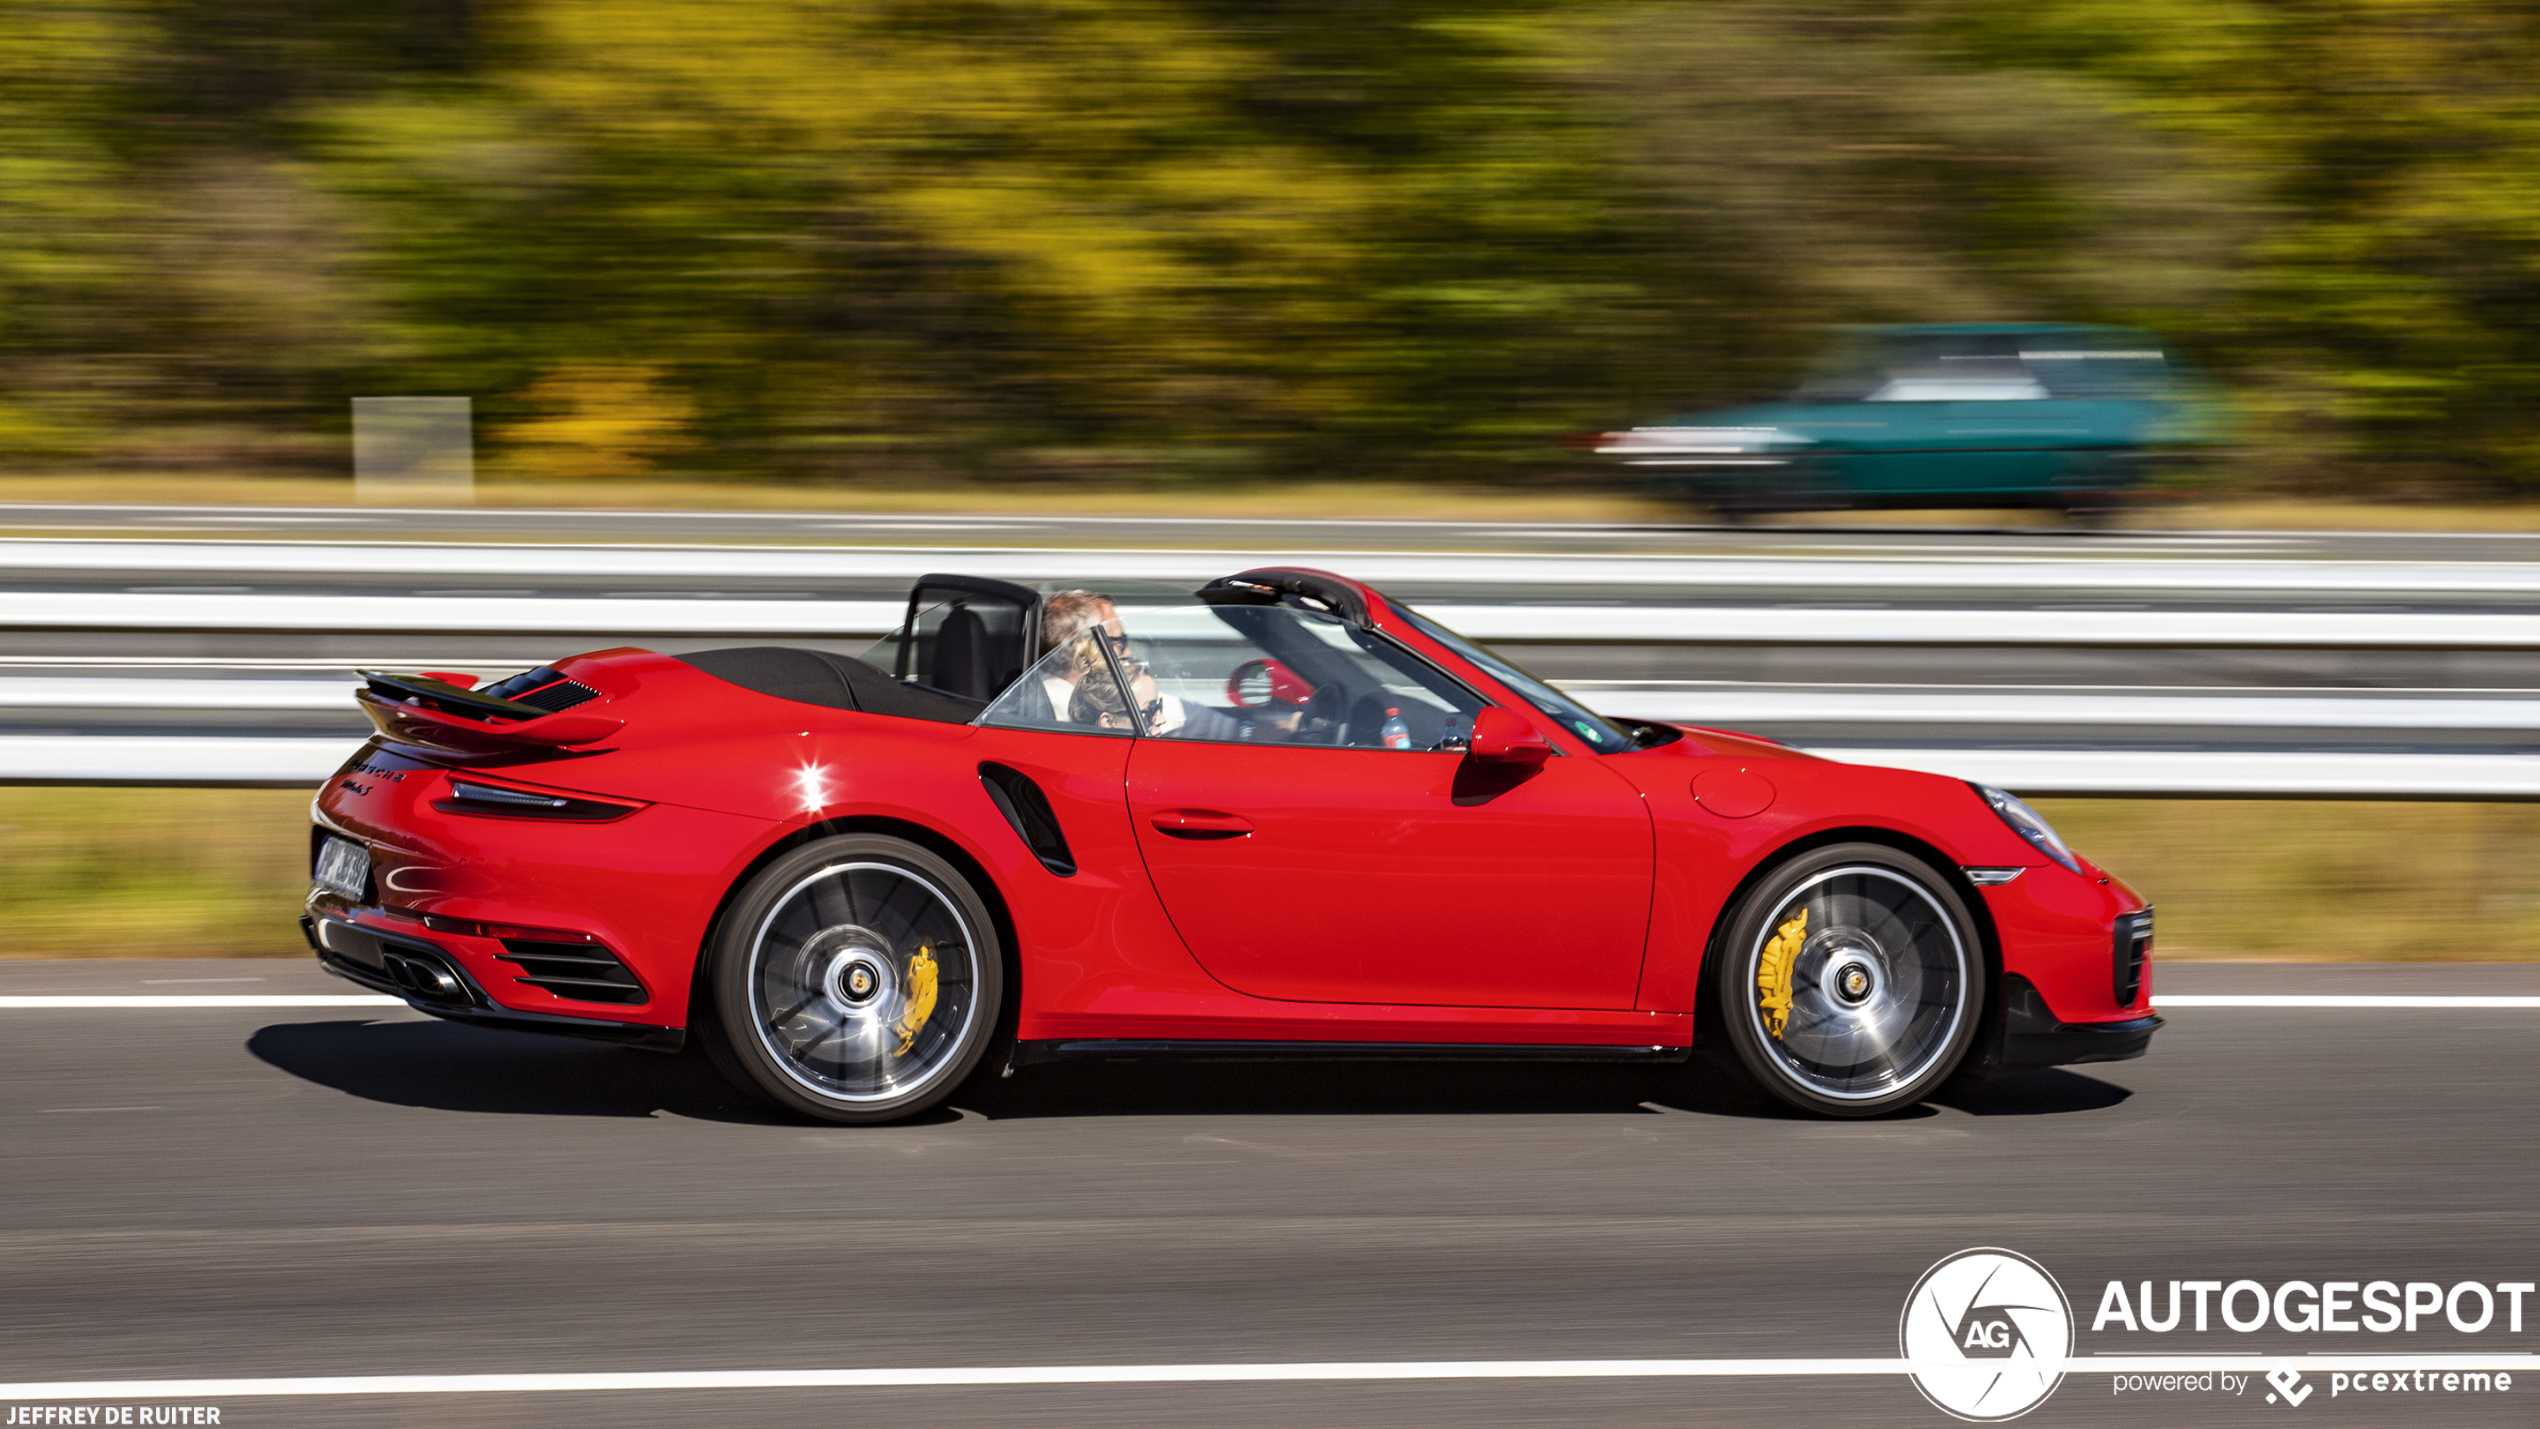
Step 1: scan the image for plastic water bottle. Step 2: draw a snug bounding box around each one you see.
[1379,707,1411,750]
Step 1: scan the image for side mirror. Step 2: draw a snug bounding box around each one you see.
[1467,706,1553,766]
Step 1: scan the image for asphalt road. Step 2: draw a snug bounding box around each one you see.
[1,958,2534,1427]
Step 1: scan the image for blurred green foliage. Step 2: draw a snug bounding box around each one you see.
[5,0,2540,491]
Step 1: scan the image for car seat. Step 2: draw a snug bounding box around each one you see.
[928,606,999,701]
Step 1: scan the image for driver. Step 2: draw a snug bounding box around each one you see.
[1037,590,1246,740]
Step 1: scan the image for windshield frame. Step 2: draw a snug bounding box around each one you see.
[1392,606,1637,754]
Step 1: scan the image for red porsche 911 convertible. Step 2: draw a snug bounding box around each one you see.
[305,566,2157,1122]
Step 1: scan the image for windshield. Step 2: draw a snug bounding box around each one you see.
[1395,607,1634,753]
[983,599,1491,750]
[1794,331,2173,402]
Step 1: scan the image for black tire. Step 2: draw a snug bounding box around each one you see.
[702,833,1004,1124]
[1708,843,1982,1117]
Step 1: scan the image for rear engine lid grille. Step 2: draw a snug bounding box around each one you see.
[479,666,564,700]
[511,678,599,713]
[497,938,647,1005]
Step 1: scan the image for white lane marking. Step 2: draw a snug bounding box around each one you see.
[2,1356,2534,1400]
[36,1106,162,1114]
[2159,994,2540,1008]
[141,976,267,984]
[0,995,401,1008]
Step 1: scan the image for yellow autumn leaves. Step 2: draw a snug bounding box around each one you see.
[497,366,700,481]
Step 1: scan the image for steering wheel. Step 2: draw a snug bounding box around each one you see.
[1296,681,1349,746]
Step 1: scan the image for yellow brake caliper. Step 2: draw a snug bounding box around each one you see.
[1756,908,1807,1041]
[893,945,939,1057]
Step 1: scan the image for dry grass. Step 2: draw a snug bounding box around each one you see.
[0,473,1674,525]
[0,788,314,957]
[1,787,2533,960]
[2038,798,2540,961]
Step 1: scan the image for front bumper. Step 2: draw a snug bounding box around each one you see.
[303,914,685,1053]
[1964,973,2161,1077]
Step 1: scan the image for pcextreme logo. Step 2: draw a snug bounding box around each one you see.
[1901,1248,2075,1421]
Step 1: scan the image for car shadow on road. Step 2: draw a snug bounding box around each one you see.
[955,1056,1966,1122]
[960,1055,2128,1123]
[248,1020,2131,1126]
[1928,1068,2134,1116]
[247,1019,797,1125]
[957,1058,1708,1120]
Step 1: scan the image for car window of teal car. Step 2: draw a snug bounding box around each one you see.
[1396,607,1633,753]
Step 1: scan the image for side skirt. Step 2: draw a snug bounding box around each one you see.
[1013,1039,1692,1068]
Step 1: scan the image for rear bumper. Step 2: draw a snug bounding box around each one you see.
[1966,973,2161,1077]
[303,914,685,1053]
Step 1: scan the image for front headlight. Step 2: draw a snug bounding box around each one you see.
[1971,783,2081,874]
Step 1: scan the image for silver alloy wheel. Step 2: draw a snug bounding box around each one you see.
[1742,864,1971,1102]
[746,860,982,1105]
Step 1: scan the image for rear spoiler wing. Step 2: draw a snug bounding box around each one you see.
[355,671,623,756]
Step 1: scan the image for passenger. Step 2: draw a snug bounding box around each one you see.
[1037,591,1117,723]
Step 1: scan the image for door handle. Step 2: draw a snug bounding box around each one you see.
[1150,808,1254,840]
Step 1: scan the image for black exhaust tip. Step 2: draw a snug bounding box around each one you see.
[381,950,470,1005]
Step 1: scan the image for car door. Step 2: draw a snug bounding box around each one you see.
[1114,602,1653,1009]
[967,630,1143,879]
[1865,338,2127,498]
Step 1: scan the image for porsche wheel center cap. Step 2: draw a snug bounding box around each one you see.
[824,949,891,1007]
[1829,956,1880,1007]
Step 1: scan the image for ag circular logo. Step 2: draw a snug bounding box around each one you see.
[1899,1248,2074,1421]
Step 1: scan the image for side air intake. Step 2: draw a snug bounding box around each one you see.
[978,762,1076,876]
[2115,908,2153,1007]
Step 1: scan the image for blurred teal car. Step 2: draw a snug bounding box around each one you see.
[1594,324,2210,519]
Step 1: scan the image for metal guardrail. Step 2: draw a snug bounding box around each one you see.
[10,592,2540,647]
[5,673,2534,795]
[3,540,2532,795]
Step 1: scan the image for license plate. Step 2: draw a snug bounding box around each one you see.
[313,836,371,901]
